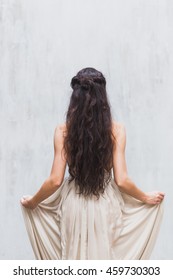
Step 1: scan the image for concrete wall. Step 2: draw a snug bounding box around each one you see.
[0,0,172,259]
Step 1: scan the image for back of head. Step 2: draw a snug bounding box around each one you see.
[64,67,113,198]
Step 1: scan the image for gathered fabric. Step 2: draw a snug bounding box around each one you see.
[21,177,163,259]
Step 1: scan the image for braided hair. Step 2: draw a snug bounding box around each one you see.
[64,67,114,198]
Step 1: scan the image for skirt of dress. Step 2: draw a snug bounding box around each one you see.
[21,177,163,260]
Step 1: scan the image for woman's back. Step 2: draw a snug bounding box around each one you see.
[21,67,164,260]
[58,120,122,171]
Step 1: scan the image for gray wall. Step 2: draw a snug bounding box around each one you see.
[0,0,172,259]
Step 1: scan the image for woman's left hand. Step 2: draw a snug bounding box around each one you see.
[144,191,165,205]
[20,196,37,210]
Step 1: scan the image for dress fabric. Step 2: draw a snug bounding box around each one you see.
[21,177,163,260]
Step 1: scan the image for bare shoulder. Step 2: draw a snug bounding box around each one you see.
[59,123,67,130]
[112,120,126,139]
[112,121,126,151]
[55,123,66,134]
[54,123,67,144]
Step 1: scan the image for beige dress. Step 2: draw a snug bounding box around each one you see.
[21,176,163,260]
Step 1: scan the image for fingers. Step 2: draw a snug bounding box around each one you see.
[157,192,165,198]
[155,192,165,204]
[146,191,165,205]
[20,196,27,203]
[159,192,165,196]
[20,196,30,207]
[20,198,27,206]
[20,196,36,210]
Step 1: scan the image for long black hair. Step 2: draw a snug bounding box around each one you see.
[64,67,114,197]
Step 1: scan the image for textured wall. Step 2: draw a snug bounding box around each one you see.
[0,0,172,259]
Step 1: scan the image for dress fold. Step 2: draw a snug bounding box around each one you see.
[21,177,163,259]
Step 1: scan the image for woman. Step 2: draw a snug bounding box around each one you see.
[21,67,164,260]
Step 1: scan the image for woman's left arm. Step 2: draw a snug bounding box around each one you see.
[21,125,67,209]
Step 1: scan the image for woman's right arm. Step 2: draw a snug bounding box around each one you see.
[112,122,165,205]
[21,124,67,209]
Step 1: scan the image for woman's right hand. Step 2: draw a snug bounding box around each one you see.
[144,191,165,205]
[20,195,37,210]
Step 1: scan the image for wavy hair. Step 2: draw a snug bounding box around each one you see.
[64,67,114,198]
